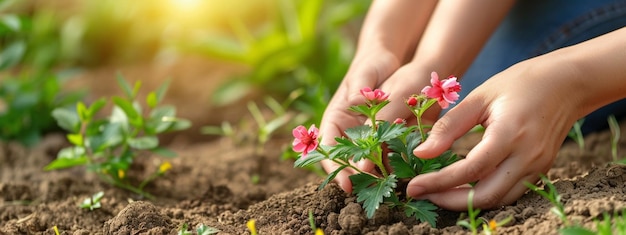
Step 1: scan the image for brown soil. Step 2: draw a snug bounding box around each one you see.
[2,59,626,235]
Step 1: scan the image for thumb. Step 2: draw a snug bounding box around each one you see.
[413,99,483,159]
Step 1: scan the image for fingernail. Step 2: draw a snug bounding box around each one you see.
[407,185,426,198]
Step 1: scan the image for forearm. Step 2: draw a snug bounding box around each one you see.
[548,27,626,118]
[356,0,438,62]
[413,0,516,76]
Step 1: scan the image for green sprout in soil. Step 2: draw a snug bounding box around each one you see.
[79,191,104,211]
[607,115,624,163]
[456,190,512,235]
[524,175,626,235]
[457,190,482,235]
[567,118,585,152]
[178,223,219,235]
[45,74,190,199]
[292,72,462,227]
[202,89,308,155]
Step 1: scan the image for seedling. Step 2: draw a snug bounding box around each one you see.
[457,190,483,235]
[525,176,569,227]
[567,118,585,152]
[45,74,190,199]
[195,224,220,235]
[526,176,626,235]
[80,191,104,211]
[178,223,219,235]
[202,89,308,154]
[293,72,461,226]
[607,115,623,163]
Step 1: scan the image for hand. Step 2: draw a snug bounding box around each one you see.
[406,59,581,211]
[320,55,442,192]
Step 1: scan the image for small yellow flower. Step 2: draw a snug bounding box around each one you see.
[118,169,125,179]
[247,219,257,235]
[315,228,324,235]
[488,219,498,231]
[159,161,172,174]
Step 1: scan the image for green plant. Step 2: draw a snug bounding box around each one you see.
[45,74,190,199]
[186,0,371,125]
[0,72,83,146]
[178,223,220,235]
[293,73,462,226]
[457,190,482,235]
[525,176,570,227]
[567,118,585,152]
[79,191,104,211]
[202,89,309,155]
[608,115,624,163]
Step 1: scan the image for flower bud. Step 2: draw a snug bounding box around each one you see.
[407,96,418,107]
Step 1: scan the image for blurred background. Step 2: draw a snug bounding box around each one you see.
[0,0,372,146]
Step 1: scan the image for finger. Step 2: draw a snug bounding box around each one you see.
[417,170,542,211]
[406,119,515,196]
[321,159,357,193]
[413,98,485,159]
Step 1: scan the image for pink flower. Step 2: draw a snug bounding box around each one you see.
[292,125,319,157]
[360,87,389,103]
[421,72,461,109]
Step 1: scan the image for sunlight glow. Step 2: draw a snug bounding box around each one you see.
[169,0,203,13]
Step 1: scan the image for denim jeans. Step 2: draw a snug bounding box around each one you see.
[451,0,626,134]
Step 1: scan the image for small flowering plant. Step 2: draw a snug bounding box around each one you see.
[293,72,461,226]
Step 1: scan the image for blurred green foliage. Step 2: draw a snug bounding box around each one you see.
[0,0,83,146]
[0,72,82,146]
[0,0,372,146]
[181,0,372,124]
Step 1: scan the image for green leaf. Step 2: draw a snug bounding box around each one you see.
[150,147,177,158]
[155,79,170,104]
[86,122,123,152]
[80,191,104,211]
[128,136,159,150]
[376,121,407,142]
[167,119,191,132]
[388,152,417,178]
[559,226,596,235]
[67,133,83,146]
[347,104,373,118]
[294,150,325,168]
[0,41,25,70]
[344,125,372,140]
[319,165,347,189]
[77,101,88,122]
[350,173,397,218]
[112,97,141,126]
[0,14,21,32]
[331,137,371,162]
[51,108,80,132]
[404,200,438,227]
[196,223,220,235]
[115,73,134,99]
[87,98,107,118]
[147,106,175,133]
[44,146,88,170]
[146,91,158,109]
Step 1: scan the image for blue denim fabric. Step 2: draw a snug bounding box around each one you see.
[450,0,626,134]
